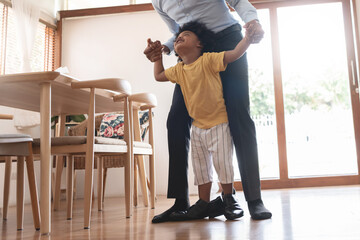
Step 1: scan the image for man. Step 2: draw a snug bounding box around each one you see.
[144,0,272,223]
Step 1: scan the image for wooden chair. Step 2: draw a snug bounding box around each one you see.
[91,93,158,211]
[52,92,157,222]
[114,93,157,209]
[0,114,40,230]
[50,116,134,217]
[53,112,151,213]
[32,78,132,229]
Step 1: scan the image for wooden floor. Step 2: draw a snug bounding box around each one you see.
[1,185,360,240]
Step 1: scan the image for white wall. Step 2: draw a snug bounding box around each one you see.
[38,0,56,17]
[61,11,198,197]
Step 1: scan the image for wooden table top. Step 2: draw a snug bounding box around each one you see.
[0,71,124,116]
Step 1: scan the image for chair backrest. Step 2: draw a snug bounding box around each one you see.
[113,92,157,142]
[71,78,132,149]
[128,93,157,110]
[67,114,105,136]
[129,93,157,143]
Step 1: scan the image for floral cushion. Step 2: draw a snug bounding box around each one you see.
[99,112,152,140]
[139,111,151,140]
[99,113,125,139]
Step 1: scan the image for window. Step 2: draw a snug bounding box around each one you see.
[235,0,360,188]
[0,2,55,74]
[278,3,357,177]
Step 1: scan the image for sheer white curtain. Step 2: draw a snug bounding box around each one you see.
[12,0,41,128]
[12,0,40,72]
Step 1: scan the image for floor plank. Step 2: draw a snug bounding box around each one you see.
[1,185,360,239]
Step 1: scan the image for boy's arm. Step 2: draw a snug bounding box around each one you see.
[223,37,251,65]
[154,58,169,82]
[223,24,255,65]
[148,39,169,82]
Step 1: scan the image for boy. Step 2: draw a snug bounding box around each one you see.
[151,21,255,220]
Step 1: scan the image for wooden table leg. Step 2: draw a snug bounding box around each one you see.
[84,88,95,229]
[40,82,51,235]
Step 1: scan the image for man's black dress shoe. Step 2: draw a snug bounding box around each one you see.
[170,199,209,221]
[152,198,190,223]
[152,206,178,223]
[223,194,244,220]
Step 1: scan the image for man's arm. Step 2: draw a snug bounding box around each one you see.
[152,1,179,53]
[227,0,264,44]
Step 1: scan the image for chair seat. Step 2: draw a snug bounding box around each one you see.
[133,141,151,149]
[33,136,127,146]
[0,134,33,156]
[95,137,126,145]
[0,134,32,144]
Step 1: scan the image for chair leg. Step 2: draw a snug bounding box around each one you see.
[54,156,64,211]
[149,154,155,209]
[125,154,131,218]
[66,155,74,220]
[137,155,149,207]
[133,156,138,207]
[97,157,104,211]
[3,157,12,220]
[16,156,25,231]
[92,184,95,208]
[25,143,40,230]
[73,171,77,200]
[102,168,108,203]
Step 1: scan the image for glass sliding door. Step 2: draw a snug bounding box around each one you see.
[277,2,358,177]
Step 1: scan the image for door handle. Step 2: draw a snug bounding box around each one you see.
[351,60,359,93]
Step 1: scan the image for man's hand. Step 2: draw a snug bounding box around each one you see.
[244,22,256,43]
[243,20,264,44]
[144,38,167,62]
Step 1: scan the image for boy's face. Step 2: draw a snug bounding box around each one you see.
[174,30,202,53]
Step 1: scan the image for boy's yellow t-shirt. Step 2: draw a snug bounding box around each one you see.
[165,52,228,129]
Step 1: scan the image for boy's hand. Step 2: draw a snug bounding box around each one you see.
[244,23,256,43]
[144,38,164,62]
[244,20,264,44]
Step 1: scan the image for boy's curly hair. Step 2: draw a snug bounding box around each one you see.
[174,21,216,60]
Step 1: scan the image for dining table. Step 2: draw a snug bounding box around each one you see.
[0,71,123,235]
